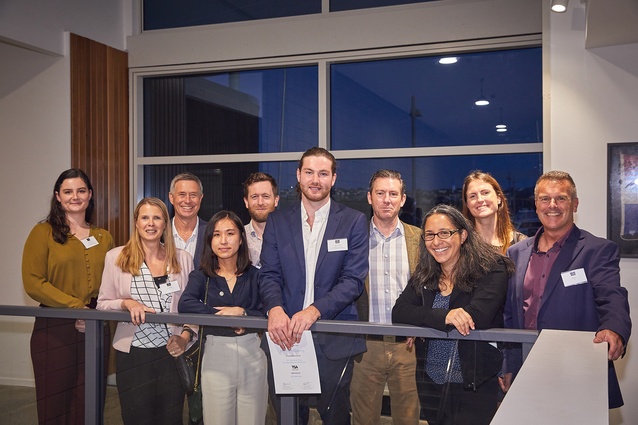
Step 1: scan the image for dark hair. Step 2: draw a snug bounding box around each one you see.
[298,147,337,174]
[534,170,578,199]
[295,147,337,197]
[461,170,516,254]
[200,210,251,276]
[47,168,95,244]
[368,169,406,195]
[243,172,279,197]
[410,204,514,293]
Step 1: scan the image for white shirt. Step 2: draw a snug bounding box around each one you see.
[368,219,410,324]
[301,199,331,310]
[172,217,198,260]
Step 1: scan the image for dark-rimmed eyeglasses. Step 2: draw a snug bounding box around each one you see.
[422,229,460,241]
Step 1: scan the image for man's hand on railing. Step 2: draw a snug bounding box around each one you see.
[593,329,625,361]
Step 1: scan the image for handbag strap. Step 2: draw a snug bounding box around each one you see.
[193,277,210,390]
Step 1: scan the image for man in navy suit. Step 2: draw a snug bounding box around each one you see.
[259,147,369,424]
[168,172,207,270]
[502,170,631,408]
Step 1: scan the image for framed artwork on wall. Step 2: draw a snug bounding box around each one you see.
[608,142,638,257]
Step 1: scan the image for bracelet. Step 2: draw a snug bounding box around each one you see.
[182,326,195,341]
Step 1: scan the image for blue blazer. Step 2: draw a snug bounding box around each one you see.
[505,225,631,408]
[192,217,207,271]
[259,200,369,359]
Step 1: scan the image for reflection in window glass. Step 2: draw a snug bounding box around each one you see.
[144,162,299,226]
[143,0,321,30]
[331,48,542,150]
[331,0,439,12]
[143,67,318,156]
[332,154,542,234]
[144,153,542,236]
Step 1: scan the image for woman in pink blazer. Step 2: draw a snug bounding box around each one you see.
[98,197,194,425]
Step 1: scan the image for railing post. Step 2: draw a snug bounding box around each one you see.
[280,395,298,425]
[85,319,104,425]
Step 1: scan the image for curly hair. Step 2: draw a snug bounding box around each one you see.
[410,204,514,293]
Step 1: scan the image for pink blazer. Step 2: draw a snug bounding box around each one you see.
[97,246,195,353]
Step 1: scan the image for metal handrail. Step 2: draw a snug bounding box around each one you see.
[0,305,538,425]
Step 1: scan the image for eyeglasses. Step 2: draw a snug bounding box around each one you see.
[536,196,570,205]
[422,229,460,241]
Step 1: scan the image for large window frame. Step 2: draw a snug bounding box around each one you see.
[130,34,543,213]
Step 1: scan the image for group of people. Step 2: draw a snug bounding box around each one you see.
[22,147,631,425]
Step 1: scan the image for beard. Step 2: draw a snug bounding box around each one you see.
[250,209,271,223]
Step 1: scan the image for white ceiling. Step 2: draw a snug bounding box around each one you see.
[585,0,638,48]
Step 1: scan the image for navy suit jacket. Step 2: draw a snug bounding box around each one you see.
[505,225,631,407]
[192,217,207,271]
[259,200,369,360]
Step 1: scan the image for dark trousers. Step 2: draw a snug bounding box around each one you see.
[266,342,355,425]
[417,372,499,425]
[115,346,185,425]
[30,316,110,425]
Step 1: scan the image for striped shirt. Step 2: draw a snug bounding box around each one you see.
[368,220,410,324]
[130,263,172,348]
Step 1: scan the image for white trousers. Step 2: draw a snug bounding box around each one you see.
[201,333,268,425]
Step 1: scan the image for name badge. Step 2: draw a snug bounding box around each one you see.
[158,280,180,295]
[81,236,99,249]
[561,268,587,287]
[327,239,348,252]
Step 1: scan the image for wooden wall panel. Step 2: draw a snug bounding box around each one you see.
[70,34,129,246]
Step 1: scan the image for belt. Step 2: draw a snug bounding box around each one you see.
[366,334,407,343]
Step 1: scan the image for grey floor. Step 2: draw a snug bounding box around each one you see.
[0,385,124,425]
[0,385,416,424]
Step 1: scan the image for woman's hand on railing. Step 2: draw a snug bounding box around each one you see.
[121,299,156,325]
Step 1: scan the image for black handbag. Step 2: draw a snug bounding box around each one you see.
[175,277,209,425]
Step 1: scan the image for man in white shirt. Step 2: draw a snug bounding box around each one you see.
[168,172,206,269]
[260,147,369,425]
[242,172,279,268]
[351,169,422,425]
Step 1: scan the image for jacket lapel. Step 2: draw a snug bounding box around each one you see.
[288,203,306,278]
[540,226,584,308]
[315,201,341,272]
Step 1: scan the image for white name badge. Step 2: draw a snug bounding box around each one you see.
[327,238,348,252]
[81,236,99,249]
[159,280,180,294]
[561,268,588,287]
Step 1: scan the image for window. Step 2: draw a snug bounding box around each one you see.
[137,48,542,232]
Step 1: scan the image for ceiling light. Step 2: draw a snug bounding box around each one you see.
[496,124,507,129]
[497,128,508,133]
[551,0,568,13]
[439,57,458,65]
[475,78,489,106]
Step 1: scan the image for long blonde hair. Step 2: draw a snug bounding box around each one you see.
[116,197,181,275]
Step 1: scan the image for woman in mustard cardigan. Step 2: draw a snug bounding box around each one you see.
[22,168,114,425]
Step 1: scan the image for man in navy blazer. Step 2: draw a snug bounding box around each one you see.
[259,147,369,424]
[168,172,207,270]
[503,171,631,408]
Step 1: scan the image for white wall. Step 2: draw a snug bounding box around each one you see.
[1,0,634,421]
[547,3,638,424]
[0,0,129,385]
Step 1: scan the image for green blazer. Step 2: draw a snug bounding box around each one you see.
[356,220,422,322]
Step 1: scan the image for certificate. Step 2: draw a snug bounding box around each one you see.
[266,330,321,394]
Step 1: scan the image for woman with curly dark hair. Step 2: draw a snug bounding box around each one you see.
[393,204,513,425]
